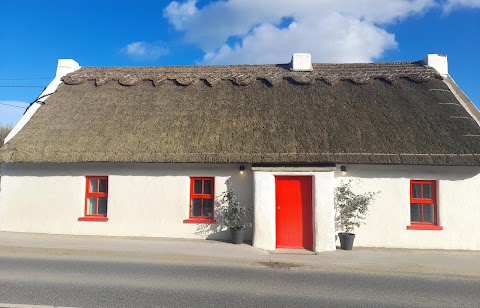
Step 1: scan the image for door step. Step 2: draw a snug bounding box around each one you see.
[270,248,316,255]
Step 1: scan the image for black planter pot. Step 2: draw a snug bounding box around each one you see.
[230,228,245,244]
[338,233,355,250]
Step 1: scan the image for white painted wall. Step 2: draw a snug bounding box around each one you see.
[313,172,336,252]
[252,170,336,252]
[335,165,480,250]
[0,163,253,241]
[253,172,276,250]
[1,162,479,250]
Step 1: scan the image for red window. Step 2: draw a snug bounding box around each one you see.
[407,180,442,230]
[184,177,215,224]
[78,176,109,222]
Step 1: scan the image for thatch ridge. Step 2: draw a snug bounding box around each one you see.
[61,61,439,87]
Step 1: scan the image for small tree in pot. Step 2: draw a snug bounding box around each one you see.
[335,180,378,250]
[220,180,252,244]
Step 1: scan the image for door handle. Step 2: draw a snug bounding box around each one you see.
[277,206,280,210]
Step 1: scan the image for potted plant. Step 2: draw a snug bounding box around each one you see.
[334,180,378,250]
[220,181,251,244]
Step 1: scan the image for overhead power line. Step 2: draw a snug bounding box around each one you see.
[0,78,51,80]
[0,102,26,109]
[0,85,45,88]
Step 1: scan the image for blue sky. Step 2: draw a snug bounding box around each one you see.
[1,0,479,125]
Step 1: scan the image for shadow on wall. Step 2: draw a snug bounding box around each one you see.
[2,163,248,178]
[194,175,254,242]
[6,163,480,182]
[194,198,230,241]
[334,165,480,181]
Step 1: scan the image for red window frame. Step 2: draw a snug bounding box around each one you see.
[184,177,216,224]
[78,176,109,222]
[407,180,442,230]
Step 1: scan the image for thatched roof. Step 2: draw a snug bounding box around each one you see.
[1,61,480,165]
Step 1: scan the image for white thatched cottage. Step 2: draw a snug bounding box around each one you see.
[1,54,479,251]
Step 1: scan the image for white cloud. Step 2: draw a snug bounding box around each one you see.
[164,0,198,30]
[164,0,435,64]
[122,41,169,60]
[443,0,480,11]
[203,15,397,64]
[0,101,28,126]
[164,0,480,65]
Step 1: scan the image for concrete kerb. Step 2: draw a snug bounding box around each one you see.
[1,231,480,278]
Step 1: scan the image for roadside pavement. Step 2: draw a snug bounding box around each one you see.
[1,231,479,278]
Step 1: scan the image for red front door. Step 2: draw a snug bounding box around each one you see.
[275,176,313,249]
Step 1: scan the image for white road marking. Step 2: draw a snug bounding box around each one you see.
[0,304,77,308]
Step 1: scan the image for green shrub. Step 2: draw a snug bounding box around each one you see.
[219,180,252,230]
[334,180,378,234]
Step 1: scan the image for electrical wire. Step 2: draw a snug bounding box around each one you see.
[30,92,55,105]
[0,85,45,88]
[0,102,26,109]
[0,78,51,80]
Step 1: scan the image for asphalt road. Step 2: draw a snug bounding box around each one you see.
[0,255,479,308]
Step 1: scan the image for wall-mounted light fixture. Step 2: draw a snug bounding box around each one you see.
[340,165,347,175]
[239,165,245,174]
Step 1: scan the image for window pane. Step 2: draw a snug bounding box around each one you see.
[193,180,202,194]
[424,203,434,223]
[87,197,97,214]
[423,184,432,199]
[89,178,98,193]
[192,198,202,217]
[204,180,212,194]
[203,199,213,218]
[412,184,421,198]
[98,197,108,216]
[99,179,107,193]
[410,203,422,222]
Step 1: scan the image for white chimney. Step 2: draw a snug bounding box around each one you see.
[290,53,313,71]
[422,54,448,77]
[55,59,81,78]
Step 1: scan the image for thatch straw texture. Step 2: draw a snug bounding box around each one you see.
[0,125,12,145]
[0,125,12,175]
[1,62,479,165]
